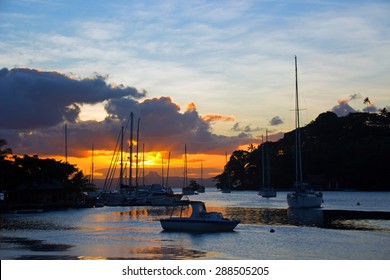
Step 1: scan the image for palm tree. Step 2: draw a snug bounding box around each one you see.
[247,144,255,152]
[379,107,388,117]
[70,170,93,191]
[363,97,371,112]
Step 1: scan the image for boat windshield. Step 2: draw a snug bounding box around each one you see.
[189,202,207,218]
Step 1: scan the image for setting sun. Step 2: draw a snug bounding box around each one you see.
[58,149,227,186]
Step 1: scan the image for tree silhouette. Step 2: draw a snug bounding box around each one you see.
[0,139,12,159]
[363,97,371,112]
[0,142,94,207]
[379,107,388,117]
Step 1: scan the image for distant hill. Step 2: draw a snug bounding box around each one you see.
[93,171,215,190]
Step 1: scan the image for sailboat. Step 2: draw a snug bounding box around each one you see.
[221,151,231,193]
[258,130,277,198]
[287,56,323,208]
[102,113,182,206]
[182,144,197,195]
[197,163,206,193]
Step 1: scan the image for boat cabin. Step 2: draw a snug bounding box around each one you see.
[189,201,224,220]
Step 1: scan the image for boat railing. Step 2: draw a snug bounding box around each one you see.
[166,197,190,218]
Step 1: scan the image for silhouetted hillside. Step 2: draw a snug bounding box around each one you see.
[215,111,390,191]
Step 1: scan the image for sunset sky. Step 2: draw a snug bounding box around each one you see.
[1,0,389,182]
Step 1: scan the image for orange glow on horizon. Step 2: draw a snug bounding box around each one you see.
[50,151,228,180]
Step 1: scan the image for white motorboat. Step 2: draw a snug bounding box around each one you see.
[287,56,323,208]
[160,201,240,232]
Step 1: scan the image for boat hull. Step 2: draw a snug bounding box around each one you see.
[160,218,240,232]
[259,190,277,198]
[287,192,323,208]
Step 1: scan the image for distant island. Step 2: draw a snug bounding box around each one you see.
[215,111,390,191]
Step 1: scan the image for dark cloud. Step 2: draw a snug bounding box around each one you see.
[349,93,362,101]
[2,94,256,157]
[362,104,378,113]
[3,119,122,158]
[269,116,283,126]
[104,97,255,154]
[0,68,257,157]
[0,68,146,129]
[231,123,260,133]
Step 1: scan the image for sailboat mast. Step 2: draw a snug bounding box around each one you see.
[183,144,188,188]
[266,129,270,189]
[295,55,303,187]
[142,143,145,187]
[261,134,265,189]
[135,117,140,188]
[166,152,171,188]
[120,126,124,186]
[91,144,94,186]
[225,151,230,189]
[129,112,134,188]
[200,162,203,187]
[64,124,68,163]
[161,156,164,187]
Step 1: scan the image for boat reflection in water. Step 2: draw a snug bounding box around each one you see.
[287,208,324,227]
[214,207,324,227]
[196,206,390,231]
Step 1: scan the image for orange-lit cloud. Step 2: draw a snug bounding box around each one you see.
[338,98,350,104]
[331,98,356,117]
[202,114,235,122]
[186,102,197,112]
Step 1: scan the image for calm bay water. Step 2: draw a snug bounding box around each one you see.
[1,190,390,260]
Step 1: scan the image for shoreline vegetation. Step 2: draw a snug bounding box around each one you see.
[0,153,98,211]
[1,111,390,211]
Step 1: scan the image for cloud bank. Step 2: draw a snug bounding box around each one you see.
[0,68,256,157]
[331,94,378,117]
[231,123,261,134]
[0,68,146,129]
